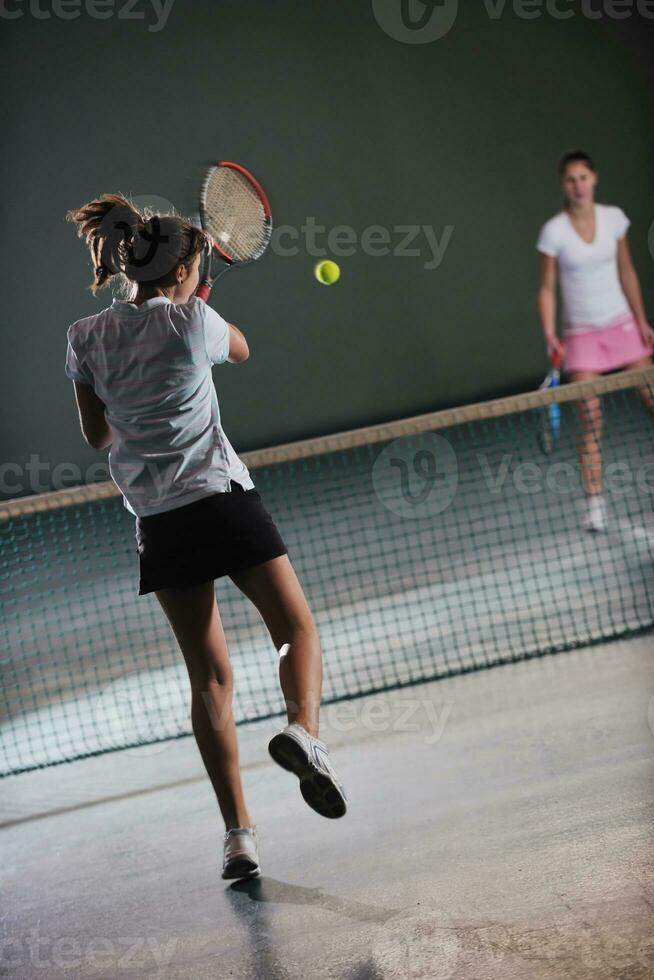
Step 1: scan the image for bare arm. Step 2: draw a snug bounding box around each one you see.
[226,322,250,363]
[72,382,112,450]
[537,253,564,358]
[616,236,654,345]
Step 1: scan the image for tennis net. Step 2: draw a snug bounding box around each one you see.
[2,367,653,776]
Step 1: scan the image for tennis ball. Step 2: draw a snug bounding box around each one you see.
[314,260,341,285]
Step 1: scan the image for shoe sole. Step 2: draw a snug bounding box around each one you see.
[268,732,347,819]
[222,857,261,880]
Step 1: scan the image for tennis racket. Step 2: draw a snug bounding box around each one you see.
[537,350,562,455]
[196,161,272,302]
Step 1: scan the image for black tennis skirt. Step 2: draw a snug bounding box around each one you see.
[135,481,288,596]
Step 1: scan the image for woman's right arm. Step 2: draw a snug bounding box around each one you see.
[200,301,249,365]
[538,253,564,359]
[227,323,250,363]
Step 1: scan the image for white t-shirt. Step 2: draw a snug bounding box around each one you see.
[65,296,254,517]
[536,203,631,333]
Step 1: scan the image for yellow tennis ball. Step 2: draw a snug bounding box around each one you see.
[314,260,341,285]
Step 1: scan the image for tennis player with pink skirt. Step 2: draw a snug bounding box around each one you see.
[537,150,654,532]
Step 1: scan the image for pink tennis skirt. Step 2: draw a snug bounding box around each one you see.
[564,313,652,374]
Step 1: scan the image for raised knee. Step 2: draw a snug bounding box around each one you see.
[293,610,317,637]
[274,612,318,651]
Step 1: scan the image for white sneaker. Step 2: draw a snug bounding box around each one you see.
[268,722,347,819]
[583,495,607,533]
[222,827,261,879]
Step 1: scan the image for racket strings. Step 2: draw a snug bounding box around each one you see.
[203,168,270,263]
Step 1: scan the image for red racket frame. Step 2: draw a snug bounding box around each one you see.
[197,161,272,301]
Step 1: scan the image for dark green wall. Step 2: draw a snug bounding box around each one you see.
[1,0,653,498]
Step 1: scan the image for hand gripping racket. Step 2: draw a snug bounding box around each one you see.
[196,161,272,302]
[537,350,562,455]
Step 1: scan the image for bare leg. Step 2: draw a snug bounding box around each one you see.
[154,580,252,831]
[622,355,654,419]
[569,370,603,496]
[229,555,323,738]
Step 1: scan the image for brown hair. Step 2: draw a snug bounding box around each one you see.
[557,149,596,177]
[66,193,211,297]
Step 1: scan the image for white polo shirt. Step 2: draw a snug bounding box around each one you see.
[65,296,254,517]
[536,203,631,333]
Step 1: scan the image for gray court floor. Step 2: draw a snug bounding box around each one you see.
[2,637,653,979]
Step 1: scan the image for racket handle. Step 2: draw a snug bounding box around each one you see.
[197,282,211,302]
[550,350,562,369]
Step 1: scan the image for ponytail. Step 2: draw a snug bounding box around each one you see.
[67,193,211,296]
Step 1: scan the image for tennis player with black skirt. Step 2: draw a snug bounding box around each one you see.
[65,193,347,881]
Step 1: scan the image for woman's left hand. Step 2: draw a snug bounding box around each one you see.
[638,320,654,349]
